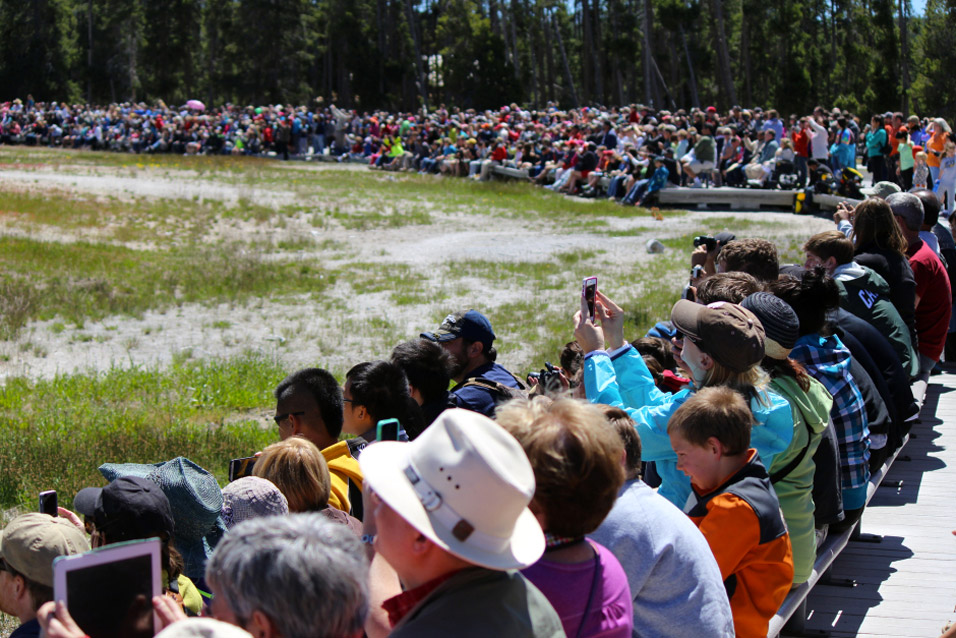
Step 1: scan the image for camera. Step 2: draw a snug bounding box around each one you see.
[528,362,563,394]
[693,235,717,251]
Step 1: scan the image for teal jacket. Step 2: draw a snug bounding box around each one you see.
[584,346,795,507]
[767,375,832,584]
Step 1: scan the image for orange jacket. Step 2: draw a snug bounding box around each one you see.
[686,450,794,638]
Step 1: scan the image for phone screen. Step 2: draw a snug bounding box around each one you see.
[376,418,400,442]
[39,490,58,517]
[582,277,598,322]
[228,456,257,482]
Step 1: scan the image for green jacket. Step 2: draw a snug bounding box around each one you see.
[767,375,832,585]
[389,568,566,638]
[834,262,919,379]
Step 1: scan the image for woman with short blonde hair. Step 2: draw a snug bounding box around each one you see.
[254,437,331,512]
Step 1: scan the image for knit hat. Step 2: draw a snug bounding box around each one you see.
[222,477,289,529]
[740,293,800,360]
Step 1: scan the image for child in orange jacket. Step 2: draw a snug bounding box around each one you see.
[668,386,794,638]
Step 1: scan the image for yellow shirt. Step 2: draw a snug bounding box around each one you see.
[322,440,363,513]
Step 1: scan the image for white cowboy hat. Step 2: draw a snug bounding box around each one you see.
[359,409,544,570]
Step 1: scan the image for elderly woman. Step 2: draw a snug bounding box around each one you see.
[575,290,793,508]
[496,398,632,638]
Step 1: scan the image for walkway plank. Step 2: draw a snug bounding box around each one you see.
[800,373,956,637]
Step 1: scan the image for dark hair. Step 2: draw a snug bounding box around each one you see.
[275,368,345,438]
[598,405,642,478]
[759,357,811,393]
[718,238,780,282]
[850,197,909,257]
[768,268,840,336]
[912,189,941,227]
[695,272,761,304]
[345,361,414,427]
[559,341,584,377]
[804,230,855,265]
[633,337,676,371]
[391,339,453,404]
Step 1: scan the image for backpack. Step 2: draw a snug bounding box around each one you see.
[450,376,529,410]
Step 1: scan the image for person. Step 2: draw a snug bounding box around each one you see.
[803,230,919,378]
[576,292,794,508]
[770,270,871,529]
[420,310,524,417]
[390,339,453,428]
[865,115,889,185]
[715,237,780,283]
[681,123,717,185]
[589,407,735,638]
[739,292,831,586]
[496,398,633,638]
[621,156,668,206]
[221,476,289,529]
[74,475,204,615]
[837,197,918,346]
[668,386,793,638]
[913,150,929,190]
[273,368,363,515]
[203,514,369,638]
[359,408,565,637]
[0,513,89,638]
[925,118,950,184]
[342,361,420,446]
[253,437,331,513]
[887,192,953,380]
[937,141,956,216]
[896,128,915,191]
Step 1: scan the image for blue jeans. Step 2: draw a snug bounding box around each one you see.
[622,179,649,204]
[607,175,626,199]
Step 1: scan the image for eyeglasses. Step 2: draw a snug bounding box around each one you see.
[273,411,304,425]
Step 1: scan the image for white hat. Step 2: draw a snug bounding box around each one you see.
[156,618,252,638]
[359,409,544,570]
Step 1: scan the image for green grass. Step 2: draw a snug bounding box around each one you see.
[0,352,283,509]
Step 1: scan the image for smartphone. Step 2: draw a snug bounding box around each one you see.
[376,418,400,442]
[582,276,598,322]
[39,490,58,517]
[228,456,257,482]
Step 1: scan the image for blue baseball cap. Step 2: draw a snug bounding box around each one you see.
[421,310,496,349]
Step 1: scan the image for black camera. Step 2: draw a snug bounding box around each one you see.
[528,362,563,394]
[693,236,717,251]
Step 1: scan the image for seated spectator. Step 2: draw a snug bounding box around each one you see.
[770,269,871,529]
[0,513,89,638]
[202,514,369,638]
[668,387,793,638]
[575,291,794,507]
[390,339,454,430]
[804,230,919,378]
[739,292,831,586]
[681,123,717,186]
[221,476,289,529]
[342,361,421,447]
[273,368,363,516]
[887,192,953,380]
[589,406,735,637]
[74,476,203,615]
[358,408,564,637]
[496,398,633,638]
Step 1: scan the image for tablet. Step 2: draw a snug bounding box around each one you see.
[53,537,162,638]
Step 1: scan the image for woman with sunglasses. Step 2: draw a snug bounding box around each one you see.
[574,291,794,508]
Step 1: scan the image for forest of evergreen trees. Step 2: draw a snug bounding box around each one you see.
[1,0,953,118]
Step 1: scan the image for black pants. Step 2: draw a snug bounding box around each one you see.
[867,155,887,185]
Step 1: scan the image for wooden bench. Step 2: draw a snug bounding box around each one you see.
[490,165,530,180]
[767,379,928,637]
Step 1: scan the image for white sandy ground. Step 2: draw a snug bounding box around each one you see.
[0,159,835,382]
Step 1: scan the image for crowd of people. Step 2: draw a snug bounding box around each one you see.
[3,97,955,210]
[2,178,952,638]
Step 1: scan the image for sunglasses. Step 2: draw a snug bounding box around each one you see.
[673,331,698,345]
[273,411,304,425]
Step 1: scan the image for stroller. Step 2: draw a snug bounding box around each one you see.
[838,166,865,199]
[768,159,799,190]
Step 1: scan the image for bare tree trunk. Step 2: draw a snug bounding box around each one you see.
[582,0,592,102]
[678,25,700,108]
[642,0,658,106]
[592,0,604,102]
[376,0,386,97]
[740,6,753,106]
[899,0,910,113]
[510,0,522,80]
[542,8,556,102]
[710,0,737,106]
[526,0,540,106]
[608,0,624,105]
[404,0,429,110]
[552,9,579,106]
[87,0,93,103]
[489,0,503,42]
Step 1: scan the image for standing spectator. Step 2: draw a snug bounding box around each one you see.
[865,115,889,185]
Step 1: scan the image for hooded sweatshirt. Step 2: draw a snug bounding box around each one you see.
[832,261,918,379]
[767,375,832,584]
[584,346,794,508]
[790,334,870,510]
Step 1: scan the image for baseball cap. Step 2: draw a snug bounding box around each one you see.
[75,476,175,542]
[0,513,89,587]
[670,299,766,373]
[421,310,496,349]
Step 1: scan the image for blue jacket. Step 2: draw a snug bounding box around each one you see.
[449,361,522,418]
[647,166,669,194]
[584,346,794,507]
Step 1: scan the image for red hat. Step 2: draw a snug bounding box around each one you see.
[706,106,717,113]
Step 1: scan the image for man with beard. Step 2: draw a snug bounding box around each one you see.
[421,310,524,417]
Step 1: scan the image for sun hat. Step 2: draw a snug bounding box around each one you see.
[156,618,252,638]
[221,477,289,529]
[75,476,175,542]
[98,457,226,581]
[670,299,766,373]
[0,513,89,587]
[871,181,902,200]
[740,293,800,360]
[421,310,496,350]
[359,408,544,570]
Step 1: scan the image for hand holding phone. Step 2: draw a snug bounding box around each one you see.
[228,456,258,482]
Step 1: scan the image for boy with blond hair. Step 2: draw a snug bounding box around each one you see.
[668,386,793,638]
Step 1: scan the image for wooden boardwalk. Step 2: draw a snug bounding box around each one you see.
[801,370,956,637]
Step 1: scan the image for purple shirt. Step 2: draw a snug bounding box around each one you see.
[522,540,633,638]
